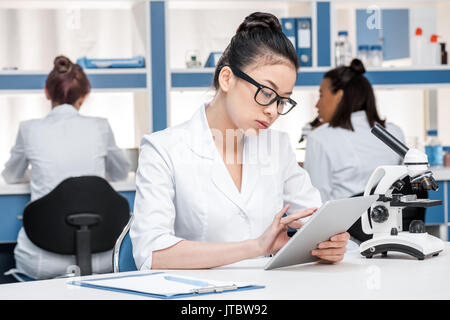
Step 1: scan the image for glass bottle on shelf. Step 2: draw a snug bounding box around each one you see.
[357,45,370,67]
[369,45,383,67]
[335,31,352,66]
[412,27,426,66]
[425,130,444,166]
[443,146,450,167]
[429,35,441,66]
[185,50,202,68]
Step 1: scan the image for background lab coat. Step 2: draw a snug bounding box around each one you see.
[2,104,130,279]
[304,110,404,202]
[130,104,322,270]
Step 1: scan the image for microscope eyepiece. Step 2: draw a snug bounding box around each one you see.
[371,123,409,158]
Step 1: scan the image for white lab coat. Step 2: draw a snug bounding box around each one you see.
[130,104,322,270]
[2,104,130,279]
[304,111,404,203]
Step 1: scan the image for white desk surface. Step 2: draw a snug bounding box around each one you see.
[1,243,449,300]
[0,172,136,195]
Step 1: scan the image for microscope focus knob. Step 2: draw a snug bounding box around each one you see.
[409,220,426,233]
[371,205,389,223]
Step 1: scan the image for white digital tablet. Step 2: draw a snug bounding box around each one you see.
[264,195,378,270]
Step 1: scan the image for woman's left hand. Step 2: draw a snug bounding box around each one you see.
[311,232,350,263]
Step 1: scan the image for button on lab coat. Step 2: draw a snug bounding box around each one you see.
[130,104,322,270]
[304,111,404,202]
[1,104,130,279]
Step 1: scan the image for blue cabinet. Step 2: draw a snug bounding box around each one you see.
[0,191,136,243]
[426,181,446,225]
[0,194,30,243]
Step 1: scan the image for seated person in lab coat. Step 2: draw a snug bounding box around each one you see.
[303,59,405,240]
[130,12,350,270]
[2,55,130,279]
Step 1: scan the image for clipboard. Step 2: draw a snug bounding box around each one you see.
[69,272,265,299]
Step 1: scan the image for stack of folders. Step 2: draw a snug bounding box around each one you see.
[70,272,264,299]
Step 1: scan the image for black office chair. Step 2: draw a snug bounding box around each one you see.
[23,176,130,276]
[347,178,427,243]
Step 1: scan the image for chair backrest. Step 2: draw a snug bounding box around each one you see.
[23,176,130,275]
[113,215,138,272]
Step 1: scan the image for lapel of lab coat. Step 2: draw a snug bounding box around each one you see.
[185,104,254,216]
[240,133,265,205]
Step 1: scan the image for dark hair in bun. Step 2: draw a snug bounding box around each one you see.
[54,55,73,74]
[235,12,283,33]
[349,58,365,75]
[323,58,385,130]
[45,55,91,106]
[213,12,299,89]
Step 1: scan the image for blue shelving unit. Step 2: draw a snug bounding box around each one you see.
[3,2,450,124]
[0,70,147,91]
[171,67,450,89]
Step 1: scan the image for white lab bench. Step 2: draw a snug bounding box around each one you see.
[0,172,137,196]
[0,243,449,300]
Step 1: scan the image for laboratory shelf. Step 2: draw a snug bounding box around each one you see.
[0,69,148,93]
[171,66,450,89]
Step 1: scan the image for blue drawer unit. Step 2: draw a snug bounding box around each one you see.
[0,194,31,242]
[425,181,445,225]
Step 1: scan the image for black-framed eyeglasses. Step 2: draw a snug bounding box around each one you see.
[225,65,297,115]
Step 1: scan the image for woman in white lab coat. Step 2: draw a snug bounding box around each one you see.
[303,59,405,241]
[304,59,404,202]
[2,56,130,279]
[130,12,350,271]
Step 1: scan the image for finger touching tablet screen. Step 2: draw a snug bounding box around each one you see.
[264,195,378,270]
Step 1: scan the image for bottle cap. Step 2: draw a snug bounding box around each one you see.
[338,31,348,36]
[415,27,423,36]
[370,45,382,51]
[427,129,438,136]
[358,45,369,51]
[443,146,450,152]
[430,34,439,43]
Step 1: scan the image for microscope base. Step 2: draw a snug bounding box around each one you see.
[360,232,444,260]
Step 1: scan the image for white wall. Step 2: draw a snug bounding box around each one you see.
[168,1,311,68]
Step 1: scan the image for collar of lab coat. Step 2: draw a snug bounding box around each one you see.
[351,110,366,119]
[47,104,79,117]
[185,103,270,161]
[185,103,269,214]
[184,103,217,160]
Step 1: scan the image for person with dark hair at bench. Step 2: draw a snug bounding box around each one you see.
[303,59,410,243]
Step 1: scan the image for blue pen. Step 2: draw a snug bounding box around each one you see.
[164,275,210,287]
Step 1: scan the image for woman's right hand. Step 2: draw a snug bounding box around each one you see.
[256,205,317,256]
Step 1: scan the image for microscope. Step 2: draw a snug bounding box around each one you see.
[360,124,444,260]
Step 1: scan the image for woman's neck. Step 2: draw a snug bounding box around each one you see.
[206,94,244,157]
